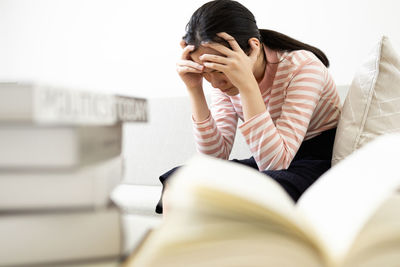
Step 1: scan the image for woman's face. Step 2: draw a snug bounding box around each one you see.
[190,45,239,96]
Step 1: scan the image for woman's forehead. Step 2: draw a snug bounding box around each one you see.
[190,45,224,63]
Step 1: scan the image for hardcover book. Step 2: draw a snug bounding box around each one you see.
[0,156,123,210]
[0,82,147,125]
[0,206,123,266]
[124,134,400,267]
[0,123,122,169]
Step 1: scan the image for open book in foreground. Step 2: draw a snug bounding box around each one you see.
[124,133,400,267]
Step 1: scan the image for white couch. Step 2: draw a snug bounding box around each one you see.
[111,85,349,252]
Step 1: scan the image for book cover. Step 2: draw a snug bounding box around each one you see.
[0,82,147,125]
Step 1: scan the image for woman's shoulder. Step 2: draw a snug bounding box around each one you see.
[278,49,325,68]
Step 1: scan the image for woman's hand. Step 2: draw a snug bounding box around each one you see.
[176,40,205,92]
[201,32,266,121]
[176,40,210,122]
[200,32,260,93]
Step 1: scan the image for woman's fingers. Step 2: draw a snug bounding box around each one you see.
[178,42,204,74]
[202,62,226,73]
[201,32,243,57]
[201,42,233,57]
[217,32,242,52]
[176,59,204,75]
[199,54,229,65]
[181,44,196,60]
[176,65,203,74]
[177,59,204,70]
[180,39,187,49]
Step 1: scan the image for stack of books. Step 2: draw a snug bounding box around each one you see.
[0,82,147,266]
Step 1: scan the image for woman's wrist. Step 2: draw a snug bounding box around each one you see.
[236,76,259,94]
[187,86,210,122]
[186,84,203,94]
[238,81,266,121]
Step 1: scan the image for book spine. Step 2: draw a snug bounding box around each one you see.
[33,86,116,125]
[116,95,148,122]
[33,85,147,125]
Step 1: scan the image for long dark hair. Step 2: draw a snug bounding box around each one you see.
[183,0,329,67]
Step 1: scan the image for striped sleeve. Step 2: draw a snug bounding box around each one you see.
[192,89,238,159]
[239,58,326,171]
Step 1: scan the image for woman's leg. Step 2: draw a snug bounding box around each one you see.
[262,159,331,202]
[262,128,336,202]
[156,166,181,214]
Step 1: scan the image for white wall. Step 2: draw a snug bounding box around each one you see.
[0,0,399,98]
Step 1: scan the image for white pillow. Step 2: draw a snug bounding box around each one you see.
[332,36,400,166]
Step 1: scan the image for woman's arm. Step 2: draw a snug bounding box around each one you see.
[239,58,334,171]
[176,41,210,122]
[176,40,238,159]
[192,89,238,159]
[187,87,210,122]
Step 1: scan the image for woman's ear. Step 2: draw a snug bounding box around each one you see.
[248,37,261,58]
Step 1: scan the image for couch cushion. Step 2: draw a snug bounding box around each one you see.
[332,36,400,165]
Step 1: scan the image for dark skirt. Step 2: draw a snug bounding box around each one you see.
[155,127,336,214]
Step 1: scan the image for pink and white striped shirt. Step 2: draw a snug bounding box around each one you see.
[192,49,342,171]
